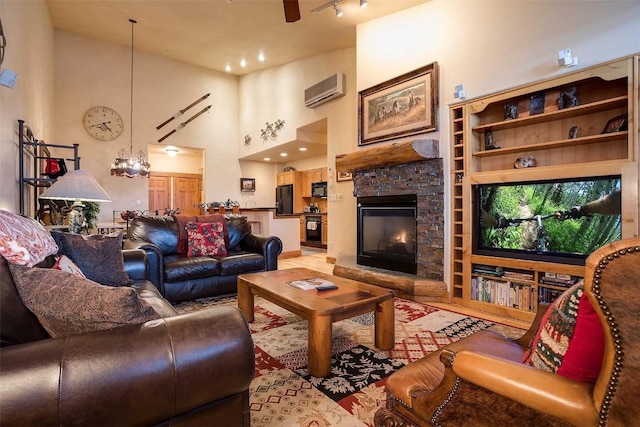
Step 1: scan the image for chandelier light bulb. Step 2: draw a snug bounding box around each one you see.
[240,58,247,68]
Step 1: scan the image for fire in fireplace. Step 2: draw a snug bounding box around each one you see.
[357,194,417,274]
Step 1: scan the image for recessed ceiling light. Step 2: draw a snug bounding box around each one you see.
[240,58,247,68]
[258,52,265,62]
[263,157,271,161]
[299,147,307,151]
[225,64,231,72]
[280,152,288,157]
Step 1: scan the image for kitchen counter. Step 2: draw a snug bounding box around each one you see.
[238,209,300,256]
[269,212,328,218]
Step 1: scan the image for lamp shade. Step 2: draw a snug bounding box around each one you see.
[39,170,112,202]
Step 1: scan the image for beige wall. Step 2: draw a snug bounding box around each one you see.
[52,31,241,222]
[357,0,640,288]
[148,149,204,175]
[239,48,358,260]
[0,0,54,214]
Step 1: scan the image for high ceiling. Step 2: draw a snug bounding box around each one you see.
[46,0,428,76]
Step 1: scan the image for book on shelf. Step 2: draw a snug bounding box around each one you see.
[539,276,581,287]
[471,277,534,311]
[473,265,504,276]
[502,270,534,281]
[286,278,337,291]
[538,287,564,304]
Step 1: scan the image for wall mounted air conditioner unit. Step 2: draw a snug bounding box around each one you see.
[304,73,346,108]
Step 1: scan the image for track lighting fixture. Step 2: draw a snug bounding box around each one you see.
[311,0,344,15]
[360,0,368,7]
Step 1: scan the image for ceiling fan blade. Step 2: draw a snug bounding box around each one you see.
[283,0,301,23]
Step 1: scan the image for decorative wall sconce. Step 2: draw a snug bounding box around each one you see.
[260,119,285,142]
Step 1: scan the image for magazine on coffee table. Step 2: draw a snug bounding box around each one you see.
[286,278,338,291]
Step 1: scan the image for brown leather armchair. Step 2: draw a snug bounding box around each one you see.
[375,237,640,427]
[0,250,255,426]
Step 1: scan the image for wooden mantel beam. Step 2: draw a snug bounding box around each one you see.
[335,139,439,174]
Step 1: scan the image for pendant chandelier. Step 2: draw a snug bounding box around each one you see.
[110,18,150,178]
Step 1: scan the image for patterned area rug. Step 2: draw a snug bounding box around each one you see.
[174,296,523,427]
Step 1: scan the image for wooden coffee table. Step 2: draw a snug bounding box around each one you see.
[237,268,395,377]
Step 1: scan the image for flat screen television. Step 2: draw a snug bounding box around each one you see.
[475,176,621,265]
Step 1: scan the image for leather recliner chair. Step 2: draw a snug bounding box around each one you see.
[125,214,283,303]
[375,237,640,427]
[0,250,255,426]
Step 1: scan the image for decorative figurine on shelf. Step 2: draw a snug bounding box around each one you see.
[558,86,578,110]
[485,131,500,150]
[568,126,580,139]
[504,103,518,120]
[529,92,546,115]
[513,156,537,169]
[68,201,86,234]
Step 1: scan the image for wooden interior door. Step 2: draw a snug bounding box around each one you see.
[173,175,202,215]
[149,175,170,213]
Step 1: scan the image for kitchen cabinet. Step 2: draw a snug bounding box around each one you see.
[300,216,306,243]
[310,168,322,183]
[277,170,296,186]
[321,216,328,245]
[300,171,312,198]
[321,167,328,181]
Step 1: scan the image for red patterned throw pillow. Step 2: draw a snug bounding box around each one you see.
[186,221,227,257]
[522,281,604,383]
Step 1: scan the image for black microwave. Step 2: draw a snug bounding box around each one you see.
[311,181,327,198]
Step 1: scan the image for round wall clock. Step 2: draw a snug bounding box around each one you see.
[82,106,124,141]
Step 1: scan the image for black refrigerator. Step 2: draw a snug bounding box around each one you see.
[276,184,294,215]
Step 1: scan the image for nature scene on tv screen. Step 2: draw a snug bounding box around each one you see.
[479,177,621,257]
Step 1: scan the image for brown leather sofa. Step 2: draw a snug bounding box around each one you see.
[375,237,640,427]
[124,214,282,303]
[0,250,255,426]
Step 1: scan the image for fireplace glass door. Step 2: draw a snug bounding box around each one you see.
[357,195,417,274]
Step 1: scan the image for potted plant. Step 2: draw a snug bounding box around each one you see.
[82,201,101,234]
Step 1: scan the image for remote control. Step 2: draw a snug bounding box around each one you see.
[316,284,338,292]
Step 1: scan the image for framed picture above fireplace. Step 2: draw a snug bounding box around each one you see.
[358,62,438,146]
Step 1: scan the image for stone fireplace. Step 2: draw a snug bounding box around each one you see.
[333,139,447,302]
[353,159,444,280]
